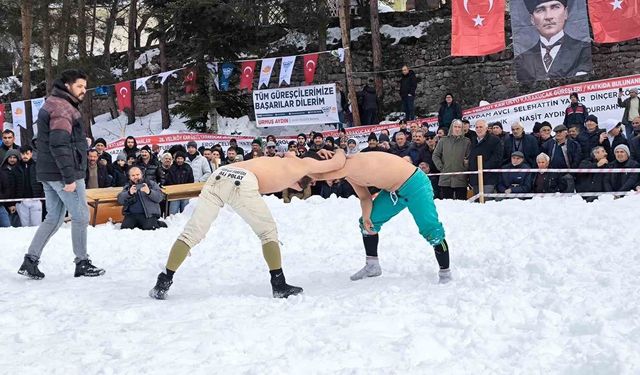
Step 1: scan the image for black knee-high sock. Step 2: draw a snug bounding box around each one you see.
[363,234,379,257]
[434,239,450,269]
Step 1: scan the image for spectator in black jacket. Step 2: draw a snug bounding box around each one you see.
[503,121,539,167]
[462,119,477,140]
[537,122,553,148]
[229,138,245,157]
[490,122,506,144]
[532,153,574,194]
[361,133,386,153]
[14,146,44,226]
[111,153,129,187]
[165,152,194,215]
[390,131,411,159]
[604,145,639,194]
[117,166,164,230]
[497,151,532,194]
[602,120,629,162]
[136,145,162,183]
[1,129,20,163]
[122,136,139,159]
[468,120,503,195]
[577,146,609,201]
[85,149,113,189]
[568,123,590,161]
[563,92,589,130]
[360,81,379,125]
[93,138,112,166]
[583,115,608,157]
[437,93,462,128]
[399,65,417,120]
[1,149,20,224]
[542,125,582,169]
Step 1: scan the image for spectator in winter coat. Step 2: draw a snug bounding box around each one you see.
[583,115,608,158]
[19,70,105,279]
[604,145,639,194]
[437,93,462,129]
[224,146,241,165]
[229,138,245,157]
[202,148,215,172]
[617,88,640,139]
[490,122,506,144]
[468,120,503,195]
[568,123,590,161]
[541,125,582,169]
[85,149,113,189]
[93,138,112,166]
[347,139,359,155]
[185,141,212,182]
[537,121,553,148]
[390,132,411,159]
[0,129,20,163]
[159,153,173,185]
[462,119,477,141]
[497,151,532,194]
[111,154,129,187]
[532,153,574,194]
[136,145,163,183]
[296,133,307,150]
[577,146,609,200]
[630,117,640,162]
[165,152,195,215]
[433,119,471,200]
[563,92,589,129]
[406,129,430,166]
[399,66,417,120]
[117,167,164,230]
[360,82,379,125]
[602,120,629,162]
[122,136,139,159]
[14,146,44,226]
[361,133,386,153]
[1,149,20,223]
[243,139,263,161]
[503,121,539,167]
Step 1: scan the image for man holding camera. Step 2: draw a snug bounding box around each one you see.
[117,166,164,230]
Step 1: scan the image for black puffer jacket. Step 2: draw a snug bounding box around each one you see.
[164,163,194,186]
[15,159,44,198]
[399,70,417,98]
[604,158,640,192]
[35,80,88,184]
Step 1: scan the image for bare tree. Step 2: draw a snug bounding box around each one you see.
[339,0,361,126]
[126,0,137,125]
[89,0,97,55]
[158,17,170,130]
[370,0,384,100]
[41,2,53,93]
[57,0,72,65]
[102,0,120,70]
[77,0,87,59]
[20,0,32,100]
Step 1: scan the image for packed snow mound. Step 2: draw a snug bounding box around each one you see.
[1,195,639,373]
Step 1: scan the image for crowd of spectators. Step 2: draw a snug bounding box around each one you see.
[2,91,640,228]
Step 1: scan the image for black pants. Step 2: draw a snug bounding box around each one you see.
[121,213,160,230]
[440,186,467,200]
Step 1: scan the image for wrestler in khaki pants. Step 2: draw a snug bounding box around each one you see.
[179,169,278,251]
[152,166,301,299]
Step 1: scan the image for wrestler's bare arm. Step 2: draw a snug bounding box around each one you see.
[301,149,347,175]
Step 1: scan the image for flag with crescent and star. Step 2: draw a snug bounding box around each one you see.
[115,81,133,112]
[183,68,197,94]
[451,0,505,56]
[239,61,257,92]
[588,0,640,43]
[303,54,319,85]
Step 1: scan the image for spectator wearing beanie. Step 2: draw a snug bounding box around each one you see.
[604,144,639,194]
[490,122,506,144]
[244,138,263,160]
[583,115,607,156]
[537,121,553,148]
[136,145,163,183]
[563,92,589,130]
[165,151,194,214]
[93,138,112,165]
[112,153,129,187]
[361,133,386,153]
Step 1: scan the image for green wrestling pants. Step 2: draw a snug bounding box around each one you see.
[359,169,445,246]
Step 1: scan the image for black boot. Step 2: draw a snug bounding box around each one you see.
[18,255,45,280]
[74,259,106,277]
[149,272,173,300]
[270,269,303,298]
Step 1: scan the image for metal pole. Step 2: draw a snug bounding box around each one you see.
[477,155,485,204]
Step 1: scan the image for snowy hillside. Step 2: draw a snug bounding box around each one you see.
[1,195,639,374]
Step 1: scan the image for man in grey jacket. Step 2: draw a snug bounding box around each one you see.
[118,167,165,230]
[18,69,105,280]
[185,141,212,182]
[432,119,471,200]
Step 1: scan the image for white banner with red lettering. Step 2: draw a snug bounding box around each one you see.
[460,74,640,131]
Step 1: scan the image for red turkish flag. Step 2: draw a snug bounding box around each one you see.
[183,68,197,94]
[303,54,319,85]
[451,0,505,56]
[115,81,132,112]
[589,0,640,43]
[239,61,256,92]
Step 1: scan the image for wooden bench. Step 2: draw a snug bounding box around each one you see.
[85,182,205,226]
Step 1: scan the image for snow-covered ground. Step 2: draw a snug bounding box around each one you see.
[1,195,639,374]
